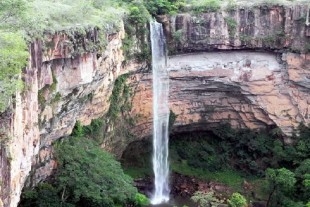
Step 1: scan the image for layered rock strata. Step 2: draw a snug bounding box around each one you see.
[0,26,135,207]
[129,52,310,139]
[167,4,310,52]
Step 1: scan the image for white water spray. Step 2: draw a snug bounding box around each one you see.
[150,20,170,205]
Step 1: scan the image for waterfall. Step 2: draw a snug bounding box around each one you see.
[150,20,170,204]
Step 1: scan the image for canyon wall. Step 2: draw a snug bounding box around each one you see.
[129,4,310,139]
[0,25,142,207]
[1,3,310,207]
[130,52,310,139]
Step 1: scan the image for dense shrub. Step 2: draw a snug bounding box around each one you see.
[20,183,63,207]
[20,135,139,207]
[190,0,221,13]
[227,192,247,207]
[144,0,185,15]
[0,31,28,113]
[171,123,310,206]
[191,190,224,207]
[54,136,138,206]
[134,193,150,206]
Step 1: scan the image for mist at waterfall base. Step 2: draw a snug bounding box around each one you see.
[150,20,170,205]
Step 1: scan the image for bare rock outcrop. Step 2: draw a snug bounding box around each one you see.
[129,52,310,138]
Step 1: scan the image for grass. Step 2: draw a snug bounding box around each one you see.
[184,0,309,12]
[171,161,246,190]
[0,0,127,112]
[123,166,153,179]
[24,0,127,38]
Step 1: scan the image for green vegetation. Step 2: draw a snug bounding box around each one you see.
[191,190,224,207]
[172,29,183,41]
[71,119,105,144]
[171,126,275,176]
[102,73,138,153]
[190,0,221,13]
[23,0,126,38]
[227,192,247,207]
[20,124,149,207]
[107,74,131,122]
[123,1,151,62]
[0,31,28,112]
[134,193,150,206]
[121,140,153,178]
[225,17,237,37]
[265,168,296,207]
[170,123,310,206]
[171,162,245,190]
[0,0,127,113]
[20,183,64,207]
[144,0,185,15]
[54,136,136,206]
[169,109,177,132]
[0,0,28,112]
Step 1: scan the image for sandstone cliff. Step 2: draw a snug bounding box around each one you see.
[1,3,310,207]
[0,25,136,207]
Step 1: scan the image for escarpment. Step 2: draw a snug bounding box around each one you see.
[129,4,310,140]
[1,3,310,207]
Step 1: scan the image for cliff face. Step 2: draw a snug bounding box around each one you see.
[130,5,310,139]
[130,52,310,139]
[166,4,310,52]
[0,25,137,207]
[1,3,310,207]
[0,42,40,207]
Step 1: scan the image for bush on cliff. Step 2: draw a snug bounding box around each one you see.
[144,0,185,15]
[0,31,28,113]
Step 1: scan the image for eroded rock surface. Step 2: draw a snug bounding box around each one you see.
[129,52,310,139]
[167,4,310,52]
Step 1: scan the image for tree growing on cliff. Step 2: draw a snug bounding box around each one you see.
[144,0,185,15]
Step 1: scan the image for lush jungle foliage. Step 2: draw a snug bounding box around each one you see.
[169,123,310,207]
[20,120,149,207]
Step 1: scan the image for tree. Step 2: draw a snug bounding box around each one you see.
[0,0,28,114]
[265,168,296,207]
[0,0,27,29]
[54,136,138,206]
[144,0,185,15]
[20,183,63,207]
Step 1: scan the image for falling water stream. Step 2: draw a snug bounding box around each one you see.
[150,20,170,205]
